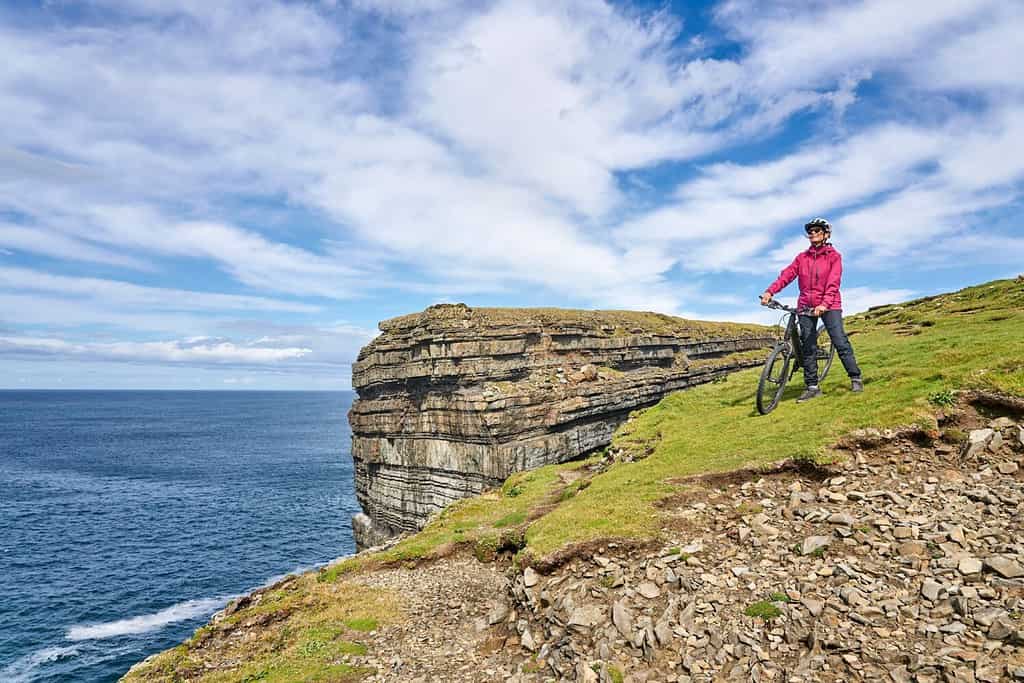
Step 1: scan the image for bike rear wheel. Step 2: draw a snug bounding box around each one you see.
[815,335,836,383]
[757,343,792,415]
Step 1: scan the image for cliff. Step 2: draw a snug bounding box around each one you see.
[348,303,775,547]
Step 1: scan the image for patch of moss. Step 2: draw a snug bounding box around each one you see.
[927,389,956,408]
[473,535,500,563]
[318,557,363,583]
[734,501,764,516]
[941,427,967,444]
[335,641,368,656]
[493,511,527,528]
[744,600,783,620]
[558,480,589,502]
[344,618,378,632]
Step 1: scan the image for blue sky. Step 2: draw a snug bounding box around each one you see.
[1,0,1022,389]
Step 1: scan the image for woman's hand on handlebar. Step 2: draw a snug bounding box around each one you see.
[760,292,773,306]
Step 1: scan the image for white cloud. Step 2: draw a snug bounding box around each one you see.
[0,267,319,314]
[0,336,312,364]
[612,122,943,268]
[716,0,1003,92]
[1,0,1022,389]
[906,2,1024,93]
[701,285,918,325]
[0,293,214,334]
[840,287,918,316]
[0,222,152,269]
[615,102,1024,272]
[0,0,839,312]
[351,0,467,16]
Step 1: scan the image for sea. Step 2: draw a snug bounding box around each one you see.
[0,390,361,683]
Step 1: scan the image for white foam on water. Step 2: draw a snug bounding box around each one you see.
[66,597,227,641]
[61,559,353,647]
[0,645,80,683]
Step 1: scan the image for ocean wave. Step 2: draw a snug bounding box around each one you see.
[66,597,227,641]
[63,558,352,645]
[0,645,80,683]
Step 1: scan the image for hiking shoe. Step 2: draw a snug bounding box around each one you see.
[851,378,864,393]
[797,386,822,403]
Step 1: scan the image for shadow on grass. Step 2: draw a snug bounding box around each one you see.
[723,387,759,407]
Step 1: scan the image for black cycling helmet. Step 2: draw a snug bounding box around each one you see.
[804,217,831,235]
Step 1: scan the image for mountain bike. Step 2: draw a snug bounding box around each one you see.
[756,300,836,414]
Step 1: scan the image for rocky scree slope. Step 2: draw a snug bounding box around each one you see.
[348,304,773,547]
[497,408,1024,682]
[123,405,1024,682]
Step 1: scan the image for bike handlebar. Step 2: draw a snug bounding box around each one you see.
[759,298,814,315]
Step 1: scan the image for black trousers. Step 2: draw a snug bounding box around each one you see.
[798,310,861,387]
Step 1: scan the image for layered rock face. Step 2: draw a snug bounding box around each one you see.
[348,304,774,548]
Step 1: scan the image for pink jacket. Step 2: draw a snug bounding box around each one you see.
[767,244,843,310]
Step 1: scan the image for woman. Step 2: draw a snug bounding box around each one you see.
[760,218,863,403]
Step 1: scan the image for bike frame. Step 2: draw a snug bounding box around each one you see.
[770,301,815,375]
[782,305,814,377]
[756,299,835,414]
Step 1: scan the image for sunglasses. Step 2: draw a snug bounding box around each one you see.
[805,227,825,234]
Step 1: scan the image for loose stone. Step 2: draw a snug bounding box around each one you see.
[998,461,1019,474]
[800,536,831,556]
[637,582,661,599]
[983,556,1024,578]
[523,567,539,587]
[921,580,942,602]
[958,557,983,575]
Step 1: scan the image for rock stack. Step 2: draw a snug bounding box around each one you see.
[348,304,774,547]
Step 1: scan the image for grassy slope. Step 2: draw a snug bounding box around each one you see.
[123,575,397,683]
[380,304,768,339]
[124,278,1023,682]
[526,278,1024,557]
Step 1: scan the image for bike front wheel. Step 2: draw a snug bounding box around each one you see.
[757,343,793,415]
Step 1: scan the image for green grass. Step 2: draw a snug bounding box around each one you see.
[343,618,378,632]
[744,601,783,620]
[927,389,957,408]
[493,511,527,528]
[383,304,769,340]
[228,660,370,683]
[370,462,579,562]
[121,575,397,682]
[317,461,586,581]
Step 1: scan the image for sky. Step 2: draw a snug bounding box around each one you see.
[1,0,1022,390]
